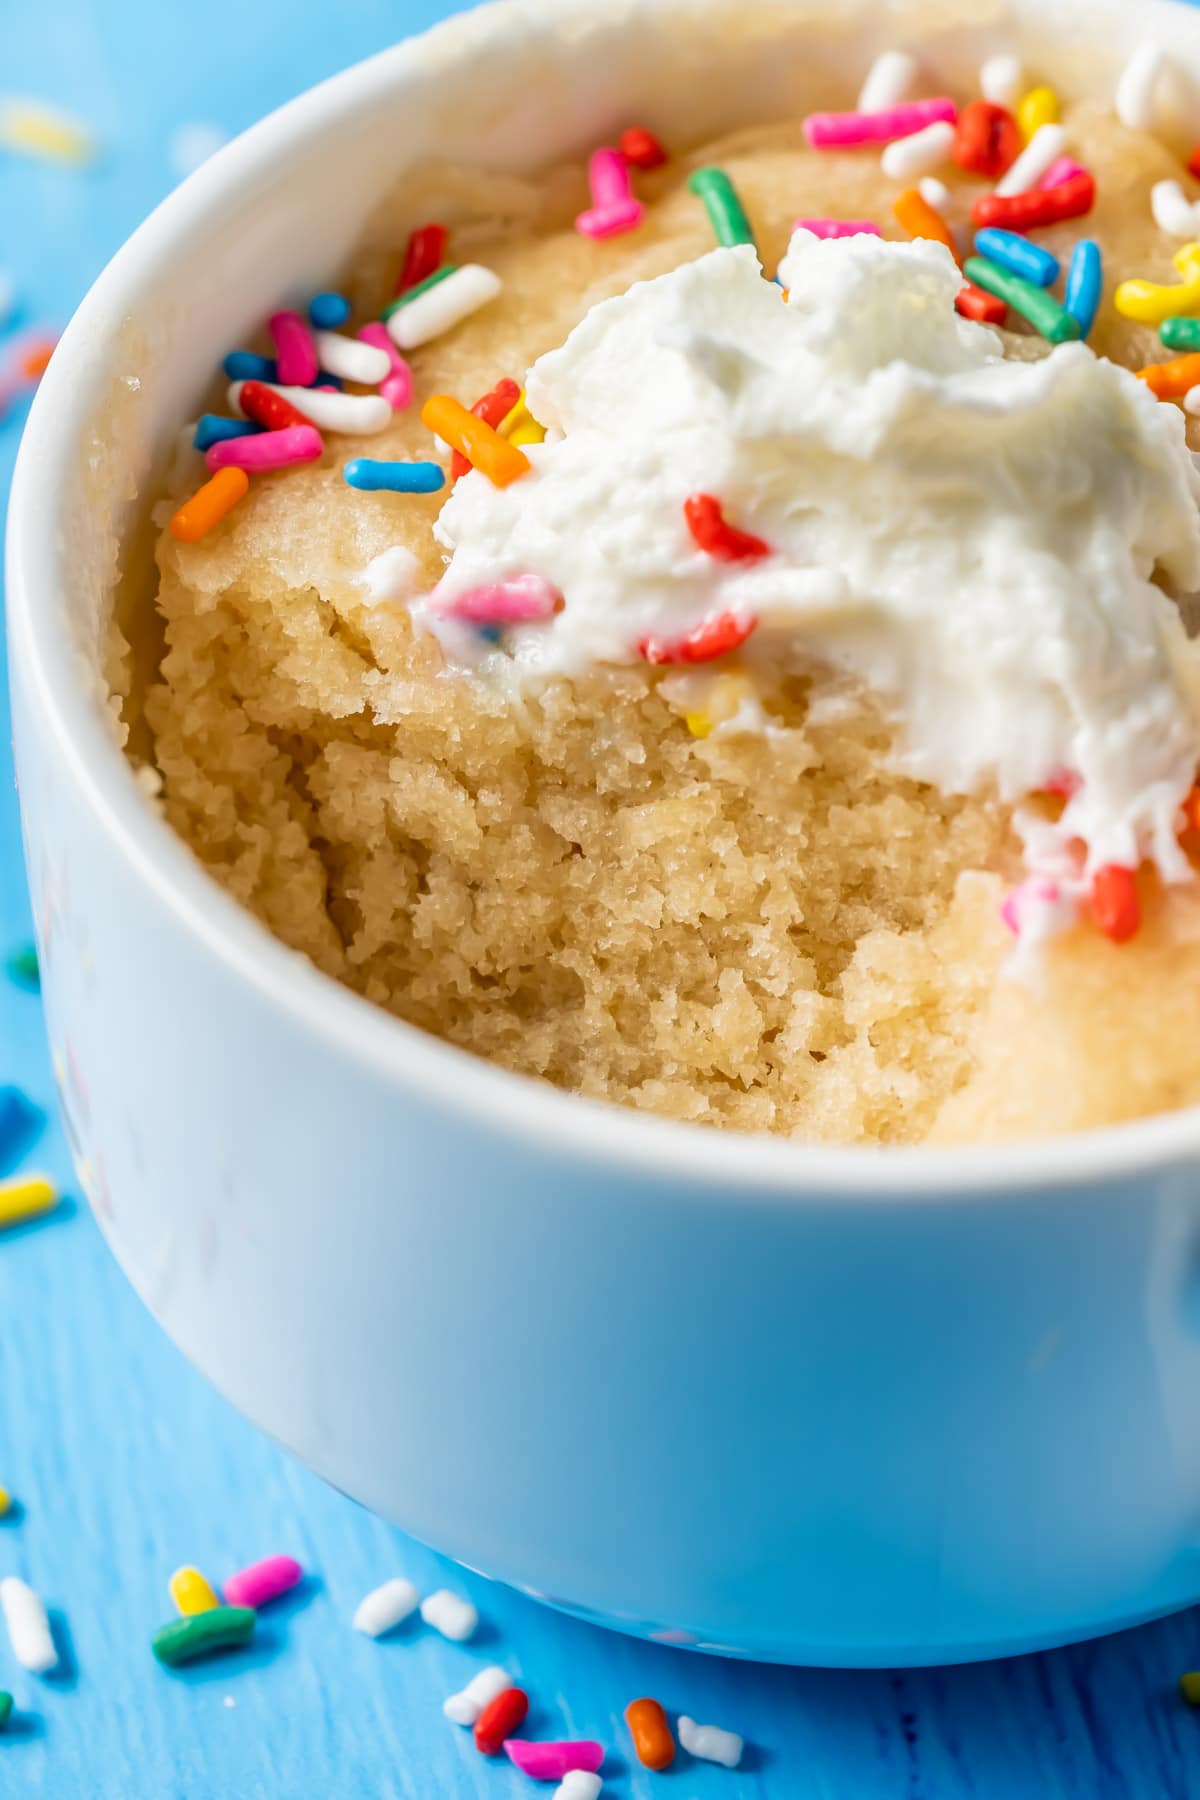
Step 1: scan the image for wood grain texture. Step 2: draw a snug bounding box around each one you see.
[4,2,1200,1793]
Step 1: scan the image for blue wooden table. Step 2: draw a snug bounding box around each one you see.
[3,3,1200,1794]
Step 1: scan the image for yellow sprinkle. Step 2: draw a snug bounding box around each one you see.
[1016,85,1059,141]
[1115,248,1200,324]
[0,1176,57,1231]
[169,1566,219,1616]
[0,100,94,165]
[0,1488,10,1517]
[497,388,546,448]
[684,711,712,739]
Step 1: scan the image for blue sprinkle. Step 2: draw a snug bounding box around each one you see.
[973,228,1060,289]
[308,291,351,330]
[0,1087,41,1175]
[193,414,264,452]
[310,373,344,391]
[343,458,445,494]
[223,350,278,382]
[476,625,505,644]
[1064,238,1102,341]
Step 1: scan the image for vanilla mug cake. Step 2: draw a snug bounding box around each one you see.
[115,34,1200,1147]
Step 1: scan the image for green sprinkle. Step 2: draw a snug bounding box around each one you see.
[1160,316,1200,352]
[151,1605,256,1667]
[687,167,756,250]
[5,945,38,992]
[0,1691,11,1730]
[381,264,458,318]
[1181,1671,1200,1706]
[963,256,1081,345]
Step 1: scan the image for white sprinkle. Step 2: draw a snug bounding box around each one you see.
[994,122,1067,196]
[443,1664,511,1725]
[313,329,391,387]
[353,1577,420,1637]
[419,1588,478,1641]
[1181,384,1200,416]
[227,380,391,437]
[1152,178,1200,239]
[918,176,951,211]
[1,1577,57,1673]
[856,49,918,114]
[552,1775,602,1800]
[881,119,955,181]
[386,265,502,352]
[1116,42,1167,131]
[980,53,1023,109]
[169,121,227,177]
[678,1715,743,1768]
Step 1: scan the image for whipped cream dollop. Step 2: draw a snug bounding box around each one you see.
[418,232,1200,884]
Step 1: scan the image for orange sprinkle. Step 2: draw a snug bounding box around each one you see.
[893,187,960,265]
[169,466,250,543]
[18,339,57,380]
[1136,352,1200,400]
[625,1697,675,1770]
[1091,864,1141,944]
[420,394,530,489]
[1181,786,1200,835]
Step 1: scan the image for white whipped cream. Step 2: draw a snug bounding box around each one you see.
[419,232,1200,882]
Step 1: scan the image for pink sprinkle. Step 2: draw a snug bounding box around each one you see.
[205,425,323,474]
[1000,877,1061,936]
[795,218,882,239]
[1038,155,1090,191]
[358,321,413,410]
[803,97,957,149]
[434,574,562,626]
[576,146,644,238]
[268,310,318,386]
[223,1554,303,1609]
[504,1740,605,1780]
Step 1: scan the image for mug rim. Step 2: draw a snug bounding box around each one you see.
[9,0,1200,1204]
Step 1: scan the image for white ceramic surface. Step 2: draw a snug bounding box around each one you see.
[10,0,1200,1665]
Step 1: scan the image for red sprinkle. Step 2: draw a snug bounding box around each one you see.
[1091,865,1141,944]
[971,170,1095,232]
[1189,145,1200,181]
[639,610,758,665]
[618,126,667,169]
[956,282,1007,325]
[953,100,1021,179]
[238,380,317,432]
[474,1688,529,1756]
[683,492,770,562]
[451,377,521,480]
[396,222,448,296]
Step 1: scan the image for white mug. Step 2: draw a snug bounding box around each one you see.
[9,0,1200,1664]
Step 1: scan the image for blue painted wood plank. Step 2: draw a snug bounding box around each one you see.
[4,2,1200,1795]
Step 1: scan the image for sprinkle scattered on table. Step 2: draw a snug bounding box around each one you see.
[0,96,93,164]
[1,1576,58,1673]
[0,1174,59,1232]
